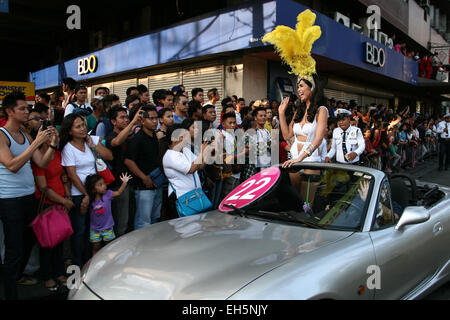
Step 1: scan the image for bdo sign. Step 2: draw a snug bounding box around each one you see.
[365,42,386,68]
[219,167,281,212]
[78,55,98,75]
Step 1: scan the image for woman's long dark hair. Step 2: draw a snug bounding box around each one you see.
[59,113,85,151]
[293,74,326,123]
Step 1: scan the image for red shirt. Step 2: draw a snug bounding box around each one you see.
[32,151,65,205]
[365,138,375,153]
[279,141,288,163]
[0,117,6,127]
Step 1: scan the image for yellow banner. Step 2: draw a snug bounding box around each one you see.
[0,81,36,102]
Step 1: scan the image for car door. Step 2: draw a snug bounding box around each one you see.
[424,196,450,280]
[369,179,435,299]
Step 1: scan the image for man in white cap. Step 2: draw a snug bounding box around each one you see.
[326,109,365,164]
[436,113,450,171]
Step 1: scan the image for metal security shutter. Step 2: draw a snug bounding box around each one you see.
[376,98,390,107]
[182,64,224,113]
[92,82,113,99]
[324,88,344,102]
[362,95,377,106]
[113,78,137,104]
[139,76,148,88]
[148,70,182,100]
[86,86,92,103]
[344,93,361,105]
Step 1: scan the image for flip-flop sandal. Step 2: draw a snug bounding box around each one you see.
[17,276,38,286]
[45,284,60,292]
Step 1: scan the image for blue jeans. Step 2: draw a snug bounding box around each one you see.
[70,195,91,268]
[134,188,163,230]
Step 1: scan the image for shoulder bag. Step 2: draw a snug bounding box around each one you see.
[31,190,74,248]
[90,146,115,185]
[169,175,212,217]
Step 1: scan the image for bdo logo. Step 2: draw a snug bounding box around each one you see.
[78,55,98,75]
[365,42,386,68]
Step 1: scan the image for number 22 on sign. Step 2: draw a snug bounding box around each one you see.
[219,167,281,212]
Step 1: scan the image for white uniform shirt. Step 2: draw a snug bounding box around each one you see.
[327,126,365,163]
[436,121,450,139]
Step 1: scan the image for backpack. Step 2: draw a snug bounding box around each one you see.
[71,103,93,117]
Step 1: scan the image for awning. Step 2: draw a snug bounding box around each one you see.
[417,77,450,95]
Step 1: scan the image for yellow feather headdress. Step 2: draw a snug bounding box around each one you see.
[262,9,322,82]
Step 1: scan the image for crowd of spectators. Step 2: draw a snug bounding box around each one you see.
[386,34,448,81]
[0,76,448,300]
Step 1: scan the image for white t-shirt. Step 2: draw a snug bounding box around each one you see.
[235,111,242,126]
[163,147,201,198]
[62,136,100,196]
[256,128,271,168]
[222,130,240,180]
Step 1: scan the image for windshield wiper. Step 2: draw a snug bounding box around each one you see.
[222,204,247,218]
[257,210,325,229]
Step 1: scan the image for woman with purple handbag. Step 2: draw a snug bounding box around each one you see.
[32,129,75,292]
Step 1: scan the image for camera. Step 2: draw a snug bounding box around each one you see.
[42,120,52,131]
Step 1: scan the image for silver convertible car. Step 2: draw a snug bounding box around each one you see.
[69,163,450,300]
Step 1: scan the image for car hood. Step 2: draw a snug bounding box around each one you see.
[83,211,352,299]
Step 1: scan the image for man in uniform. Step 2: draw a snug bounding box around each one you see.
[326,109,365,164]
[436,113,450,171]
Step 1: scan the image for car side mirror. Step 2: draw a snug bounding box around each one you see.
[395,206,430,231]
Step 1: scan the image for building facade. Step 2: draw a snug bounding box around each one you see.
[30,0,450,115]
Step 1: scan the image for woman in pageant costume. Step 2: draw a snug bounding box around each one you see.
[263,9,328,167]
[262,9,328,209]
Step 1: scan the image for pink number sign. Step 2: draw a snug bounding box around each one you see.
[219,167,281,212]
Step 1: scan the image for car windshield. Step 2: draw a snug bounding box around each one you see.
[236,166,374,231]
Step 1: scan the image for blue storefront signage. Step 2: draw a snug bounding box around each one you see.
[365,42,386,68]
[275,0,417,85]
[30,0,417,90]
[0,0,8,13]
[30,1,277,90]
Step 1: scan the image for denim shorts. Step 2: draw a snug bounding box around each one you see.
[90,227,115,243]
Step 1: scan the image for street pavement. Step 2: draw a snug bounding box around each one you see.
[1,156,449,300]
